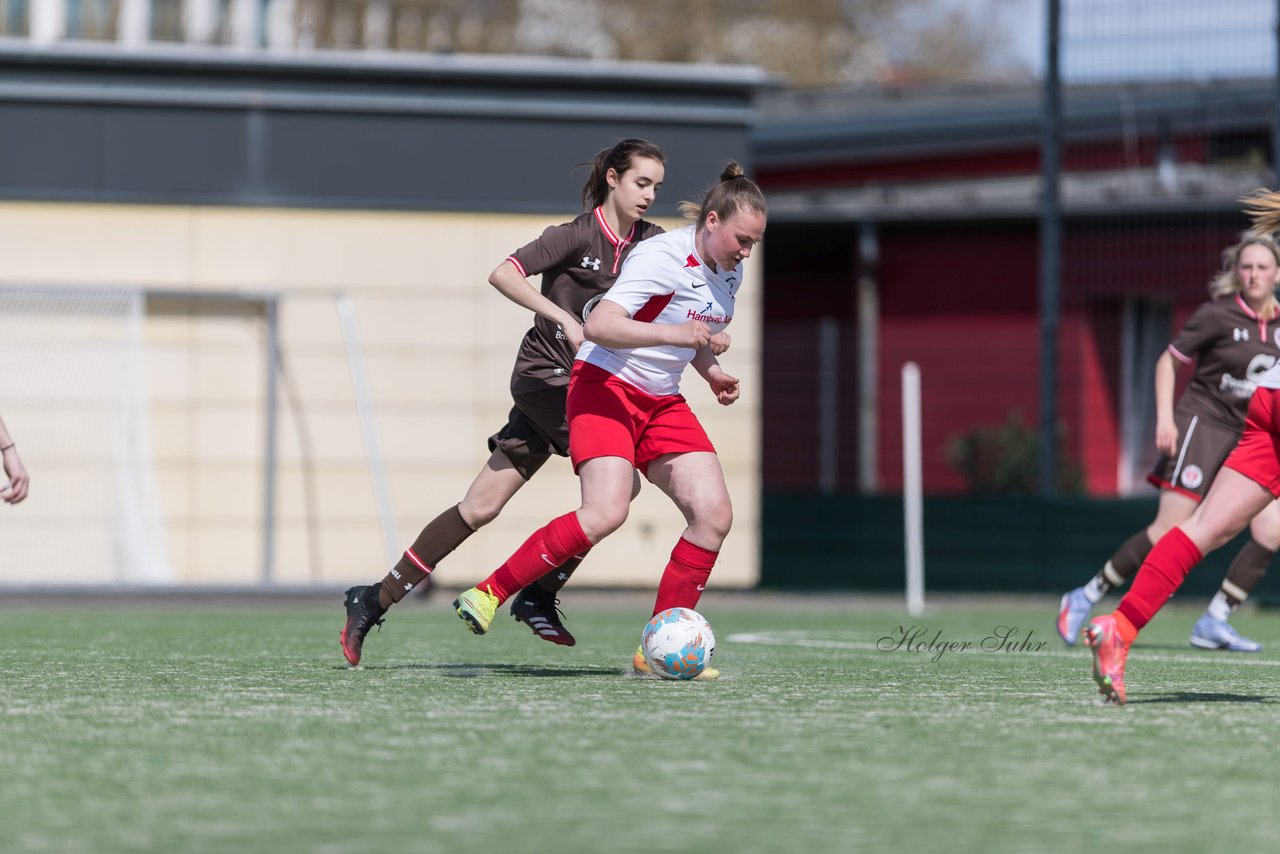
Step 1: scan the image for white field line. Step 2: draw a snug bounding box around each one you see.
[726,631,1280,668]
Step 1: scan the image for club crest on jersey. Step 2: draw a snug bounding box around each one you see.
[580,256,601,271]
[1180,465,1204,490]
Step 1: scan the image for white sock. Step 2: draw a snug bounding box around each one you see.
[1206,591,1233,622]
[1082,575,1108,604]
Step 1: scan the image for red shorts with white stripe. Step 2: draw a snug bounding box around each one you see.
[567,361,715,476]
[1223,387,1280,497]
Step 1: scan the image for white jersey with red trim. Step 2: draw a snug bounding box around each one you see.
[1256,360,1280,389]
[577,225,739,396]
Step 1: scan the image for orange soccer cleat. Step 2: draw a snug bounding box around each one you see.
[1084,613,1136,705]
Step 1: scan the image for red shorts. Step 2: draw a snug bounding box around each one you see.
[1223,387,1280,497]
[567,362,715,475]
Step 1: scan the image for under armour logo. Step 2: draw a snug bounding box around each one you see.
[557,572,568,581]
[1235,327,1251,341]
[404,582,414,591]
[581,256,601,271]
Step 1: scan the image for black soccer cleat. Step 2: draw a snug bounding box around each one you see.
[339,585,387,666]
[509,586,576,647]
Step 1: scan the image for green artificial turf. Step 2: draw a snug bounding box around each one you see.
[3,594,1279,853]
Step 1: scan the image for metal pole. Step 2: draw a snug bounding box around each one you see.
[1274,0,1280,184]
[262,296,280,585]
[1038,0,1062,498]
[857,220,880,494]
[818,316,839,494]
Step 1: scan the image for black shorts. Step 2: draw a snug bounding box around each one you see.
[1147,411,1241,501]
[487,384,570,480]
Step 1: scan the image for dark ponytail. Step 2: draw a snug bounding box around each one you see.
[580,139,667,210]
[678,161,767,225]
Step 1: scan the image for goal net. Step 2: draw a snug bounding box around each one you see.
[0,286,171,584]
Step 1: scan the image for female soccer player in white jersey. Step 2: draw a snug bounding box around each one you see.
[452,163,767,679]
[339,139,671,666]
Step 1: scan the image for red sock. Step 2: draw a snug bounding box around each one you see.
[1116,527,1203,630]
[652,538,718,615]
[478,513,591,604]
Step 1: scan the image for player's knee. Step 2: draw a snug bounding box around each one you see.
[695,503,733,546]
[578,502,629,541]
[458,496,503,529]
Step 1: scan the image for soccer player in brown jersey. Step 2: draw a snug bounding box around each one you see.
[340,139,673,666]
[1057,231,1280,657]
[1086,193,1280,703]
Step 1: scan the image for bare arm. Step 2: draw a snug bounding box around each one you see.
[583,299,710,350]
[692,345,740,406]
[488,259,586,352]
[1153,349,1181,456]
[0,414,29,504]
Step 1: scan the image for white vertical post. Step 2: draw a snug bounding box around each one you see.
[902,362,925,616]
[363,0,392,49]
[118,0,151,47]
[266,0,299,49]
[184,0,219,43]
[229,0,258,47]
[30,0,66,44]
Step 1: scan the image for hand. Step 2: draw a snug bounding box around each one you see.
[561,319,586,353]
[2,448,29,504]
[673,320,712,350]
[1154,417,1178,457]
[708,367,740,406]
[709,331,731,356]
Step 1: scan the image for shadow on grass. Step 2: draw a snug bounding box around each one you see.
[336,662,625,678]
[1132,692,1278,704]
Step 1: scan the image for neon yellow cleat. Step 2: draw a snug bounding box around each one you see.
[631,646,720,680]
[453,586,500,635]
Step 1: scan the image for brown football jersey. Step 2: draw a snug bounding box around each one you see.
[506,207,663,392]
[1170,294,1280,429]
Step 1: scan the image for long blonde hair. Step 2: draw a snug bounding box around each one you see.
[1210,228,1280,319]
[1243,188,1280,233]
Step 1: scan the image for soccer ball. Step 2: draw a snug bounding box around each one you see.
[640,607,716,680]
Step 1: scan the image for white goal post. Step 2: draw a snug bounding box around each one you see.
[0,284,398,587]
[0,286,171,583]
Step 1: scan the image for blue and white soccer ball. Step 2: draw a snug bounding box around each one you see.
[640,607,716,680]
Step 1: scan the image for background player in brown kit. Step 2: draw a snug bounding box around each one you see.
[1057,231,1280,652]
[340,139,679,665]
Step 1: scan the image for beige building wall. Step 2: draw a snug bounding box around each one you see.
[0,201,761,589]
